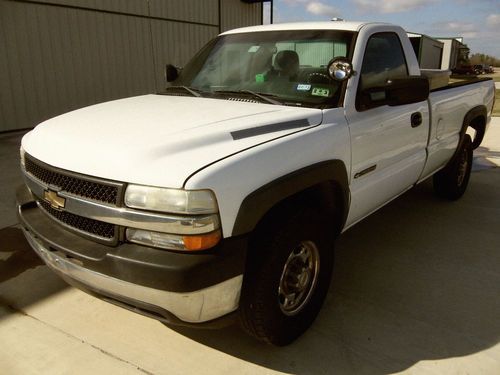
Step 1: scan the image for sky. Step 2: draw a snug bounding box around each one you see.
[263,0,500,58]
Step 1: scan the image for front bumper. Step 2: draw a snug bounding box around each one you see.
[17,185,248,325]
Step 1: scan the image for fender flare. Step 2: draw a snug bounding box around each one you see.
[461,105,487,149]
[231,160,350,236]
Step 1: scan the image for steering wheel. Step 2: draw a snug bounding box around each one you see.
[307,72,333,84]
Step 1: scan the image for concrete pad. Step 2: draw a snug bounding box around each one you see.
[0,305,145,374]
[2,288,275,375]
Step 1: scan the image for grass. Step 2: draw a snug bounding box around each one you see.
[494,89,500,117]
[490,69,500,117]
[490,69,500,83]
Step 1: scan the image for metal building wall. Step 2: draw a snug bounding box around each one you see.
[220,0,261,32]
[0,0,262,132]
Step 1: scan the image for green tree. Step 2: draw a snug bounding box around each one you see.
[469,53,500,66]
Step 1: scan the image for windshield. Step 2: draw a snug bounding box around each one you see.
[171,30,355,108]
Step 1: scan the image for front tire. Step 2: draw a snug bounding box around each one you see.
[433,134,473,200]
[239,206,335,346]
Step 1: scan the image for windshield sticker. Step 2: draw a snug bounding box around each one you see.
[248,45,260,53]
[296,84,311,91]
[311,87,330,97]
[255,73,265,82]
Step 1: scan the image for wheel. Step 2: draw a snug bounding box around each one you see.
[433,134,473,200]
[239,206,335,346]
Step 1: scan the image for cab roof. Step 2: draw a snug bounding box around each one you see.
[221,21,389,35]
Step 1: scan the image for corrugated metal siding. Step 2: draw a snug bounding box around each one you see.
[221,0,262,32]
[0,1,155,131]
[0,0,261,132]
[149,0,219,25]
[26,0,149,16]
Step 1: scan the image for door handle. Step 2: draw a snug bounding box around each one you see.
[411,112,423,128]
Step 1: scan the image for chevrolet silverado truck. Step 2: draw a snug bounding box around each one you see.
[17,21,495,345]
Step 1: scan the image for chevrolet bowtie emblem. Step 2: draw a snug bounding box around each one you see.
[44,189,66,210]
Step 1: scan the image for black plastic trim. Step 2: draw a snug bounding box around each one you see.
[354,164,376,179]
[230,119,310,140]
[441,105,488,169]
[461,105,487,149]
[232,160,349,236]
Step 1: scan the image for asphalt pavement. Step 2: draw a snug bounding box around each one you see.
[0,118,499,375]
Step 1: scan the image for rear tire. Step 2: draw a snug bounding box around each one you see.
[239,206,335,346]
[433,134,473,200]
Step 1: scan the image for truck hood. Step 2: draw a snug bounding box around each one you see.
[22,94,322,188]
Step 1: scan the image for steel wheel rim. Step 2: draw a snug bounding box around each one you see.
[457,145,469,186]
[278,240,320,316]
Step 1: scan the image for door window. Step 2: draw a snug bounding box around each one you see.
[356,33,408,110]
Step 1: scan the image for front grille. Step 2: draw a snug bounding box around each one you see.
[25,156,120,205]
[39,200,116,240]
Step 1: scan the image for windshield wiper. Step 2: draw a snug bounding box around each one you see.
[164,86,202,97]
[214,90,282,105]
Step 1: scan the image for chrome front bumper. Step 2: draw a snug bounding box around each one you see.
[22,226,242,323]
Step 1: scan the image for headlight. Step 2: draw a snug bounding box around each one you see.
[126,228,221,252]
[124,185,221,251]
[124,185,218,214]
[20,146,26,167]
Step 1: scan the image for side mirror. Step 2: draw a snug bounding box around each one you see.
[165,64,180,82]
[358,76,429,110]
[327,57,354,81]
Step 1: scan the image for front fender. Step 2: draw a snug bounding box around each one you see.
[232,160,349,236]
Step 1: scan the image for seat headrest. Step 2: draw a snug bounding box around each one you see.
[274,50,299,76]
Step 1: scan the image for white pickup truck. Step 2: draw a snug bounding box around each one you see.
[17,21,495,345]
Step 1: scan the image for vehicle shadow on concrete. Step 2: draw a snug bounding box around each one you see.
[0,226,43,283]
[172,169,500,374]
[0,131,68,315]
[0,226,67,313]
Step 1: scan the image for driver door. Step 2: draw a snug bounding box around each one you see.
[344,32,429,226]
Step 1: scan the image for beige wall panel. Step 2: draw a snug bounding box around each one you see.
[150,20,218,90]
[0,1,48,130]
[0,1,155,131]
[30,0,149,16]
[0,22,8,128]
[149,0,219,25]
[221,0,261,32]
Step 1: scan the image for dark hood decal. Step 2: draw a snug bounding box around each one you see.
[230,119,311,140]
